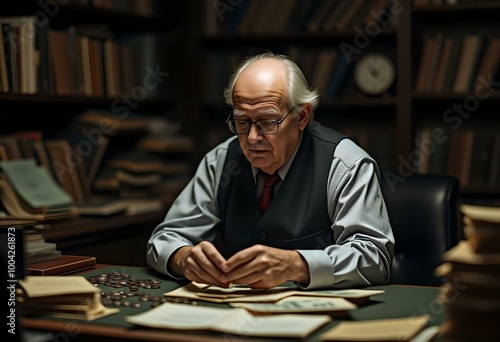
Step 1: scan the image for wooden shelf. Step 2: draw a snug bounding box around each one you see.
[39,211,167,266]
[0,94,176,110]
[5,1,177,32]
[43,211,166,241]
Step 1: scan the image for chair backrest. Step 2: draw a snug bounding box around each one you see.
[380,172,460,286]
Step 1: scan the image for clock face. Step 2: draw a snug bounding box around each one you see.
[353,53,395,95]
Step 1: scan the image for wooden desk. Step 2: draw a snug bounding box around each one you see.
[20,265,445,342]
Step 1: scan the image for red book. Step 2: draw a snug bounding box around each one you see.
[27,255,96,276]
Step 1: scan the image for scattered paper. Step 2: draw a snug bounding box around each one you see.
[230,295,357,315]
[125,302,331,338]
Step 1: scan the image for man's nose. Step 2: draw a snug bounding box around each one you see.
[247,123,262,142]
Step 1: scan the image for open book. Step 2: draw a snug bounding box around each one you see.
[18,276,119,320]
[125,302,331,338]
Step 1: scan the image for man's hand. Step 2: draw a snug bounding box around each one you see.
[220,245,310,288]
[169,241,230,287]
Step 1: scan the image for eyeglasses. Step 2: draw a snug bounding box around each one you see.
[226,107,295,135]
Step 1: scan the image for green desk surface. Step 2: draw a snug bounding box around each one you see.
[22,266,445,341]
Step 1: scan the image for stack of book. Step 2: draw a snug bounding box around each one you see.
[24,233,61,264]
[74,110,193,211]
[18,275,119,320]
[434,204,500,341]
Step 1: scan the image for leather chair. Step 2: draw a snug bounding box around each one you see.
[380,171,460,286]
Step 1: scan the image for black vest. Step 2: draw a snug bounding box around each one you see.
[215,121,347,259]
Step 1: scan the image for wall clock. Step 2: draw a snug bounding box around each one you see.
[353,53,396,96]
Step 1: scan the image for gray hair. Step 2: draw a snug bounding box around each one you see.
[223,52,320,118]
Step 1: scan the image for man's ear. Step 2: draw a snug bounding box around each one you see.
[297,104,312,131]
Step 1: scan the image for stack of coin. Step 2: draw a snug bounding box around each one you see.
[86,272,164,308]
[87,272,162,290]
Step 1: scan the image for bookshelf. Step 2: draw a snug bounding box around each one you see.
[411,1,500,202]
[190,0,500,204]
[0,1,191,265]
[191,0,403,174]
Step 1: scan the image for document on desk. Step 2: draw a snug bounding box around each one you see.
[163,281,384,304]
[230,296,358,315]
[319,314,431,341]
[124,302,332,338]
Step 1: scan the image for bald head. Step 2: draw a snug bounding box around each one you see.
[223,52,320,116]
[233,58,288,107]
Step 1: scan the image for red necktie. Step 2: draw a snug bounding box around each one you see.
[258,171,281,215]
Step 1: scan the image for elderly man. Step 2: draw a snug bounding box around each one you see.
[146,52,394,290]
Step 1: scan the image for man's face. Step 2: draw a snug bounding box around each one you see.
[232,59,305,174]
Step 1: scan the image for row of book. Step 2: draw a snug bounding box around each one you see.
[415,33,500,94]
[0,16,157,97]
[435,203,500,340]
[414,128,500,190]
[204,0,396,36]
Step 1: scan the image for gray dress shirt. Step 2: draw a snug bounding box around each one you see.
[147,132,395,289]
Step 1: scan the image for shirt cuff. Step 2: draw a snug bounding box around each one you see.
[294,249,334,290]
[163,243,190,280]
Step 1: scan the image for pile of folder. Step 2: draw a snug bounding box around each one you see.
[435,204,500,341]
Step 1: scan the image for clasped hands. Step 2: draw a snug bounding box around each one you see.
[170,241,310,289]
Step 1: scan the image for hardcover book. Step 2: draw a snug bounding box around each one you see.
[27,254,96,276]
